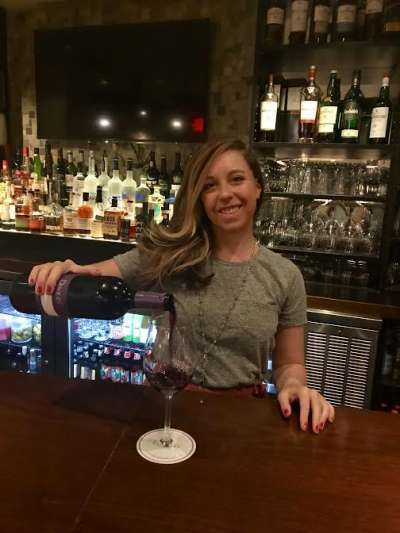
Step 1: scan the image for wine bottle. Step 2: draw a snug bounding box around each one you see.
[316,70,340,142]
[9,274,174,319]
[265,0,286,45]
[147,151,159,192]
[158,155,170,198]
[289,0,310,44]
[356,0,366,39]
[259,74,279,142]
[310,0,331,44]
[299,65,321,143]
[171,152,183,186]
[383,0,400,33]
[334,0,358,40]
[369,75,392,144]
[365,0,384,38]
[340,69,364,143]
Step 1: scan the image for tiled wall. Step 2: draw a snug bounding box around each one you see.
[7,0,258,169]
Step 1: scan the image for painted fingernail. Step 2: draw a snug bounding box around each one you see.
[28,278,34,285]
[36,286,42,295]
[302,423,307,430]
[314,426,319,433]
[284,409,289,416]
[320,423,324,431]
[46,286,52,294]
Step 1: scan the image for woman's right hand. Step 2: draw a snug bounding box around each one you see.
[28,260,102,296]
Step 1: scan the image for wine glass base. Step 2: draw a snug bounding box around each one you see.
[136,428,196,464]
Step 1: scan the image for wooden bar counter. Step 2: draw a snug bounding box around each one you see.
[0,372,399,533]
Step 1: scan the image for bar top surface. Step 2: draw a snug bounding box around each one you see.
[0,372,398,533]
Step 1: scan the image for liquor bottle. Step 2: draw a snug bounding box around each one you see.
[77,149,87,176]
[44,141,54,179]
[108,158,122,205]
[14,187,32,231]
[77,191,93,235]
[98,151,110,207]
[149,185,165,224]
[83,155,98,205]
[265,0,286,45]
[32,148,43,178]
[365,0,384,38]
[90,186,104,239]
[158,155,170,198]
[121,158,137,206]
[310,0,331,43]
[147,151,159,192]
[20,147,31,188]
[334,0,358,40]
[299,65,321,143]
[259,74,279,142]
[135,175,150,223]
[369,75,392,144]
[340,69,364,143]
[289,0,310,43]
[9,274,174,319]
[316,70,340,142]
[45,180,63,234]
[171,153,183,186]
[383,0,400,33]
[65,151,77,201]
[103,196,123,240]
[72,168,85,209]
[357,0,366,39]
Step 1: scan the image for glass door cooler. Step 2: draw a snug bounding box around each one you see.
[68,313,154,385]
[0,294,43,373]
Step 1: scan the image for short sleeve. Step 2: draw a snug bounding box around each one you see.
[113,247,142,291]
[278,265,307,328]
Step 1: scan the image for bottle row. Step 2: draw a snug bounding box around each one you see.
[255,67,392,144]
[265,0,398,46]
[0,344,42,373]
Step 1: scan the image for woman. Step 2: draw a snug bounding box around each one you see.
[29,140,335,434]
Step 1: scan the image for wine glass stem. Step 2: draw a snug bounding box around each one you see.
[161,391,174,447]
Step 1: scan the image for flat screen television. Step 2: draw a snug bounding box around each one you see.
[34,19,212,142]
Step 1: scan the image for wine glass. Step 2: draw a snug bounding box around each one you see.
[136,319,198,464]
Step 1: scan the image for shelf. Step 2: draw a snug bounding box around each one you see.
[253,142,394,159]
[267,245,379,260]
[263,192,386,203]
[0,227,137,246]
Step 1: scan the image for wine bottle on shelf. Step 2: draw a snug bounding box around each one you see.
[340,69,364,143]
[147,151,159,192]
[259,74,279,142]
[316,70,341,142]
[356,0,366,39]
[365,0,384,38]
[310,0,331,44]
[9,274,175,319]
[171,152,183,186]
[299,65,321,143]
[334,0,358,40]
[158,155,170,198]
[383,0,400,34]
[76,149,87,176]
[265,0,286,45]
[289,0,310,44]
[369,74,392,144]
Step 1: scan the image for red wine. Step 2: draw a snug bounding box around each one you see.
[9,274,174,319]
[145,364,191,393]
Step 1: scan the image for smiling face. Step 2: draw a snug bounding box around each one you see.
[200,149,262,241]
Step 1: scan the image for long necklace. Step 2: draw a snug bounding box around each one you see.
[196,240,258,381]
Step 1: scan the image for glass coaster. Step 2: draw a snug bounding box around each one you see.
[136,428,196,464]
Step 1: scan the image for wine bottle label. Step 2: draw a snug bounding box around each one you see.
[291,0,309,32]
[260,100,278,131]
[314,5,330,22]
[318,106,338,133]
[78,217,91,232]
[369,107,389,139]
[267,7,285,24]
[341,128,359,138]
[366,0,384,14]
[65,174,74,187]
[300,100,318,122]
[63,210,78,231]
[385,21,400,32]
[103,213,120,237]
[52,273,78,316]
[337,5,357,24]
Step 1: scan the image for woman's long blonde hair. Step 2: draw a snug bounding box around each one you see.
[137,139,264,287]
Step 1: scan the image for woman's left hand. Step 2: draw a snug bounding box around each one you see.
[277,381,335,434]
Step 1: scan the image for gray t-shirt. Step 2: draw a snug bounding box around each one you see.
[114,246,307,389]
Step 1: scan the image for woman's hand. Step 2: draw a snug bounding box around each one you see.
[29,260,102,296]
[277,380,335,434]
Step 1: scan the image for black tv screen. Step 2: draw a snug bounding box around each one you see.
[34,19,211,142]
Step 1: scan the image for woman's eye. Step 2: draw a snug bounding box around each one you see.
[203,182,215,191]
[233,175,244,182]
